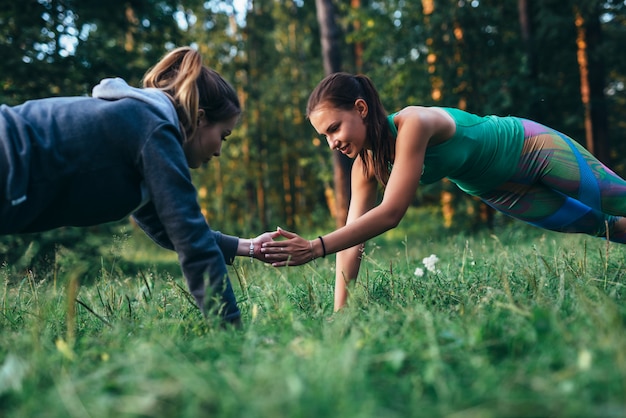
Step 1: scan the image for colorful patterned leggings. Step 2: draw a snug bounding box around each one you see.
[479,119,626,243]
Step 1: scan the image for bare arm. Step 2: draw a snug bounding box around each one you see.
[334,157,378,310]
[319,109,429,253]
[263,107,454,301]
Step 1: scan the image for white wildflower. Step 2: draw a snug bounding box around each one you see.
[577,349,592,371]
[422,254,439,273]
[0,354,28,394]
[414,267,424,277]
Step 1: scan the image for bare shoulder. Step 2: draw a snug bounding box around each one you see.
[392,106,455,146]
[394,105,452,125]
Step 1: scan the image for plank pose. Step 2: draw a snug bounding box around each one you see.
[0,47,278,324]
[262,72,626,311]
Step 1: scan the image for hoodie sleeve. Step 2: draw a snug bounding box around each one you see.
[136,122,240,322]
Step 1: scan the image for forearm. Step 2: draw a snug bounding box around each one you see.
[322,206,400,257]
[236,237,255,258]
[334,244,364,311]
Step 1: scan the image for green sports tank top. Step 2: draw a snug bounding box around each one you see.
[386,107,524,196]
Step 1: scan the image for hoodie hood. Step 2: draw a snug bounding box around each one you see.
[92,78,178,125]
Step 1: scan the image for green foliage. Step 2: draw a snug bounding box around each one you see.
[0,221,161,286]
[1,221,625,417]
[190,0,329,233]
[0,0,191,103]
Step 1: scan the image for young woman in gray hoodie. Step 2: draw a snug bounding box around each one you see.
[0,46,276,325]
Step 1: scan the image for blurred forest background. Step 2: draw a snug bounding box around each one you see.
[1,0,626,270]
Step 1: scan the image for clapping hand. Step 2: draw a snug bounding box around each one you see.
[261,227,314,267]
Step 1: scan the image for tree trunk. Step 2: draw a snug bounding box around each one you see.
[574,8,595,156]
[245,3,268,230]
[518,0,535,77]
[574,4,610,164]
[351,0,363,73]
[315,0,352,227]
[518,0,542,121]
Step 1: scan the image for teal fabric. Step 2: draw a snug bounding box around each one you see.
[386,107,524,195]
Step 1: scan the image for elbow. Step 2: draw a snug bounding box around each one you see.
[384,209,405,230]
[388,216,402,230]
[374,201,408,232]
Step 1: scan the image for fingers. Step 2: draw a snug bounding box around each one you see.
[270,257,304,267]
[254,230,283,244]
[262,245,291,260]
[255,234,271,244]
[250,229,312,266]
[258,227,310,267]
[260,245,304,266]
[276,227,298,239]
[262,238,294,250]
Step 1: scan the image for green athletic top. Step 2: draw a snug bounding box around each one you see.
[386,107,524,196]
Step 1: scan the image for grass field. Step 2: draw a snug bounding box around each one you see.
[1,214,625,417]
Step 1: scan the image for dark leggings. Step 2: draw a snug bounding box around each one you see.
[479,119,626,243]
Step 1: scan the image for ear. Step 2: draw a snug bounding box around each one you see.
[354,98,368,118]
[197,109,206,125]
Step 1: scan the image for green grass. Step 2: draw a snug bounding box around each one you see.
[1,217,626,417]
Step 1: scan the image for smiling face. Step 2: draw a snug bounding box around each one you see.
[183,111,238,169]
[309,99,369,158]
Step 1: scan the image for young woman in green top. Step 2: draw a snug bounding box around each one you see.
[262,72,626,311]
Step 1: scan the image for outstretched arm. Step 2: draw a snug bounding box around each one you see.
[263,107,451,308]
[263,107,435,262]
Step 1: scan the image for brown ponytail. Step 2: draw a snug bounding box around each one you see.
[143,46,241,142]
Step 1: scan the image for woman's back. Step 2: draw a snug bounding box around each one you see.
[0,89,181,233]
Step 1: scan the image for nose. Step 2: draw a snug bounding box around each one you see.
[327,136,339,150]
[214,142,223,157]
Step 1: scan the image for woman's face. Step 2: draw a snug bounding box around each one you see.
[309,99,368,158]
[184,112,238,169]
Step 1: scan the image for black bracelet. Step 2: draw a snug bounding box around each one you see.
[318,236,326,258]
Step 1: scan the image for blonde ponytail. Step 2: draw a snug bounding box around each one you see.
[143,46,240,142]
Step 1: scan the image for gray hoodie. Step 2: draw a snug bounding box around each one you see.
[0,78,241,322]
